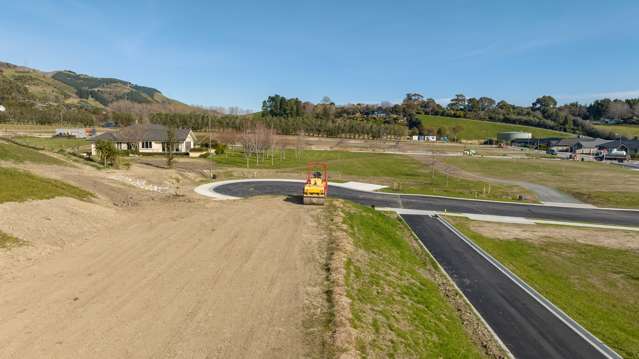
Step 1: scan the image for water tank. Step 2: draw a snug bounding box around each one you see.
[497,131,532,142]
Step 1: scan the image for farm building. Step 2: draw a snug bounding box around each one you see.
[551,137,609,154]
[598,140,639,157]
[510,137,563,149]
[497,132,531,143]
[90,124,196,155]
[55,128,95,138]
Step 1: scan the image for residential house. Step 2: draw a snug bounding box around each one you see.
[90,124,196,156]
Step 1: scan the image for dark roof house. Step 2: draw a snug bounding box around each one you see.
[90,124,196,155]
[91,124,193,143]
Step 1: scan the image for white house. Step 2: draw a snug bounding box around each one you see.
[0,105,6,112]
[90,124,197,156]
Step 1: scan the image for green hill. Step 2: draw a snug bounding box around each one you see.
[594,124,639,139]
[419,115,572,140]
[0,61,180,109]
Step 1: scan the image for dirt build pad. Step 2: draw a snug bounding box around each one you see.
[466,220,639,251]
[0,196,324,358]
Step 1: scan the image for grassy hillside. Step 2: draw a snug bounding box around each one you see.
[419,115,571,140]
[594,124,639,139]
[0,61,179,109]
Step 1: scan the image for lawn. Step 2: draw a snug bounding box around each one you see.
[213,149,535,202]
[448,218,639,359]
[13,136,90,152]
[0,167,92,203]
[443,156,639,208]
[0,141,66,165]
[594,124,639,139]
[339,202,487,358]
[419,115,571,141]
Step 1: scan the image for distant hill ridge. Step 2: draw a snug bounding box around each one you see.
[0,60,179,108]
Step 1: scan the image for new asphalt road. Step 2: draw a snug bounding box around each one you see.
[213,181,639,227]
[403,215,618,359]
[206,180,634,358]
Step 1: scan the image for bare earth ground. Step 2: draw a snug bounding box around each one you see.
[0,160,326,358]
[465,221,639,251]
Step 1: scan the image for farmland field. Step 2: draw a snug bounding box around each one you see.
[419,115,571,141]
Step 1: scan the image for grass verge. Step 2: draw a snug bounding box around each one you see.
[443,156,639,208]
[334,201,496,358]
[0,141,66,165]
[447,217,639,358]
[0,167,92,203]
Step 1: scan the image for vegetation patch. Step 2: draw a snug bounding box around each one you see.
[448,217,639,358]
[0,231,24,249]
[337,202,492,358]
[0,141,66,165]
[594,124,639,139]
[443,156,639,208]
[0,167,92,203]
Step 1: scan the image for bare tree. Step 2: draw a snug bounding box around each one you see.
[166,125,177,168]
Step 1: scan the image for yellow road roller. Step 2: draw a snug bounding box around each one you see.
[303,162,328,205]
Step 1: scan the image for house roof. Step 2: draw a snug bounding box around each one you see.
[555,137,608,148]
[91,124,193,143]
[599,140,639,150]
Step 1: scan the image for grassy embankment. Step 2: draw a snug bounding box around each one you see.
[0,141,67,165]
[212,149,536,202]
[442,156,639,208]
[0,141,92,203]
[0,167,91,203]
[594,124,639,138]
[335,202,490,357]
[12,136,90,152]
[419,115,572,141]
[448,217,639,358]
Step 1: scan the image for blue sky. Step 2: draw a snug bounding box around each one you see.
[1,0,638,110]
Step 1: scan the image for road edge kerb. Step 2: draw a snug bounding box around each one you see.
[436,216,622,359]
[397,215,515,359]
[195,179,639,212]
